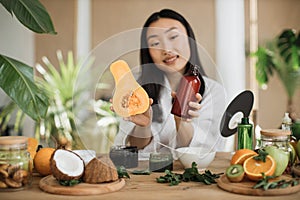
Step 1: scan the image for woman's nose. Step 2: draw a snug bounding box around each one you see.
[161,41,172,54]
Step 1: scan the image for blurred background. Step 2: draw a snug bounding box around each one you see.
[0,0,299,152]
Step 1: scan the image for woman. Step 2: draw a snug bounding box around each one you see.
[113,9,227,158]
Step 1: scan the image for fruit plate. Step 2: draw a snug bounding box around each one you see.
[39,175,125,196]
[217,174,300,196]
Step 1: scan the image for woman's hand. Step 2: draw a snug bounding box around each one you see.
[171,92,202,122]
[110,98,153,127]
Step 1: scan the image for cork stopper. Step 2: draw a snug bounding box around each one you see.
[260,129,291,137]
[0,136,27,145]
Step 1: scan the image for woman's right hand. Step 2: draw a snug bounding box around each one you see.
[110,98,153,127]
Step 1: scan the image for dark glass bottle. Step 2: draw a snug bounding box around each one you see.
[171,64,201,118]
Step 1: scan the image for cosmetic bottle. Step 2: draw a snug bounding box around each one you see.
[281,112,292,131]
[237,117,253,150]
[171,64,201,118]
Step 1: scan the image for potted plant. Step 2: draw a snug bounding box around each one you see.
[34,50,96,149]
[0,0,56,125]
[252,29,300,120]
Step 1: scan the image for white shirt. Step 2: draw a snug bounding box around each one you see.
[114,76,227,159]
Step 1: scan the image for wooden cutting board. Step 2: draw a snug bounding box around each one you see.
[39,175,125,196]
[217,174,300,196]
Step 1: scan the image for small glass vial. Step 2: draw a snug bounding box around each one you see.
[149,152,173,172]
[171,64,201,118]
[0,136,32,191]
[281,112,292,131]
[237,117,253,150]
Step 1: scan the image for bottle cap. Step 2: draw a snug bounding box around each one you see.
[282,112,292,123]
[190,64,200,76]
[241,117,249,124]
[260,129,291,137]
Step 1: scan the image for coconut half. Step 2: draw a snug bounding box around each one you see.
[50,149,84,181]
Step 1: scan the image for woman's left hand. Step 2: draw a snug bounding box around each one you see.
[171,92,202,121]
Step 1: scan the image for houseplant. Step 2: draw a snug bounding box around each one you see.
[252,29,300,120]
[0,0,56,123]
[34,50,94,149]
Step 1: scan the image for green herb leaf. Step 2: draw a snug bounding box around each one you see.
[156,162,222,186]
[253,149,268,162]
[117,166,130,179]
[59,179,81,186]
[252,173,299,190]
[132,169,151,175]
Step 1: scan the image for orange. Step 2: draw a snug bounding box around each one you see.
[230,149,257,165]
[27,137,38,160]
[243,155,276,181]
[33,147,55,176]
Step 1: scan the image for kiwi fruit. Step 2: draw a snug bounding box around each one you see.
[225,164,244,182]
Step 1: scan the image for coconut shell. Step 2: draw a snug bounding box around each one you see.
[50,149,84,181]
[83,156,118,184]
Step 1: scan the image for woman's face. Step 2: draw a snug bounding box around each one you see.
[146,18,191,75]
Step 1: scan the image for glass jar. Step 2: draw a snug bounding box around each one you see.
[149,152,173,172]
[109,145,138,168]
[260,129,293,167]
[260,129,291,150]
[0,136,32,191]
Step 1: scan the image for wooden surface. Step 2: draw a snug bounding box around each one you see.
[1,152,299,200]
[217,174,300,196]
[39,176,125,195]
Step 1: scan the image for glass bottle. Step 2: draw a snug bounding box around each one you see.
[281,112,292,131]
[0,136,32,191]
[237,117,253,150]
[171,64,201,118]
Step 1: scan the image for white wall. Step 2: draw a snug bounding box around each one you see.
[0,5,35,136]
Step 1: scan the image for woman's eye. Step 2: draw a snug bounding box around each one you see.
[149,41,160,47]
[169,34,179,40]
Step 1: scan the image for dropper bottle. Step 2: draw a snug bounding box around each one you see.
[281,112,292,131]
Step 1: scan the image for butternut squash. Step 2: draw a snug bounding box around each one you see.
[110,60,149,117]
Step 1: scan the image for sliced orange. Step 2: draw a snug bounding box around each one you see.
[230,149,257,165]
[243,155,276,181]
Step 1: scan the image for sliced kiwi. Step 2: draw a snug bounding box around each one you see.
[226,164,244,182]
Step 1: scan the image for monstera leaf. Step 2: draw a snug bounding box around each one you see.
[0,55,49,121]
[252,29,300,100]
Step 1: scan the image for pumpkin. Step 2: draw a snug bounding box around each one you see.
[110,60,149,117]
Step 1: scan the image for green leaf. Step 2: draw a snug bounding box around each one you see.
[0,0,57,34]
[0,54,49,121]
[59,179,81,186]
[253,149,268,162]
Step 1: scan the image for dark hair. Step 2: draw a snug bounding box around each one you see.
[139,9,206,122]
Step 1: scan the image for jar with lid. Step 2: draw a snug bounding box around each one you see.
[0,136,32,191]
[260,129,293,168]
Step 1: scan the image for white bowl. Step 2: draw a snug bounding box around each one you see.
[73,150,96,165]
[175,147,216,170]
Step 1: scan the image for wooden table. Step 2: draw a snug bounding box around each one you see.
[1,152,299,200]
